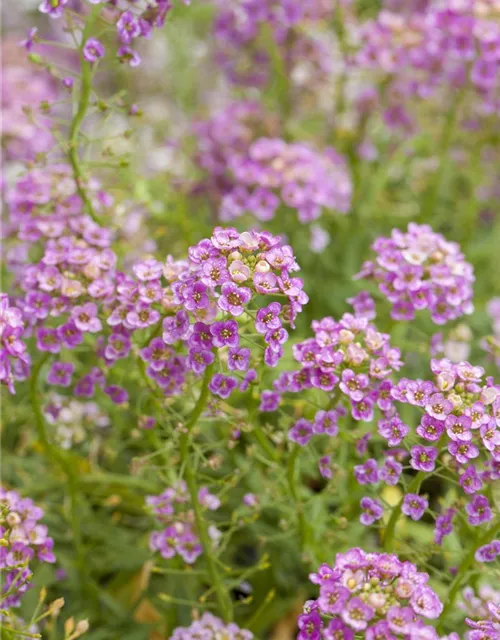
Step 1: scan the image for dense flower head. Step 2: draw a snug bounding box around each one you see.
[299,548,443,638]
[213,0,334,88]
[272,307,402,441]
[355,1,500,123]
[1,48,56,161]
[134,227,307,397]
[220,138,352,229]
[0,294,30,394]
[147,482,221,565]
[393,358,500,476]
[169,613,253,640]
[392,358,500,538]
[0,487,55,608]
[357,223,475,324]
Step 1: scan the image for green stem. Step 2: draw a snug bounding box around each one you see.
[179,364,234,622]
[68,8,101,224]
[287,444,307,550]
[437,517,500,633]
[384,470,425,551]
[29,355,89,597]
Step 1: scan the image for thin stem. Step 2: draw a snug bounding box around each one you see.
[178,364,234,622]
[384,470,425,551]
[286,443,307,550]
[29,355,90,598]
[437,516,500,632]
[68,7,101,224]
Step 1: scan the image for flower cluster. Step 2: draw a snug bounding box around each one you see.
[147,482,221,564]
[392,358,500,537]
[43,393,110,450]
[0,295,30,395]
[135,228,307,398]
[213,0,333,88]
[357,223,475,323]
[220,138,352,227]
[298,548,443,637]
[1,45,56,161]
[169,613,252,640]
[0,487,55,608]
[356,2,500,123]
[270,309,402,444]
[393,358,500,481]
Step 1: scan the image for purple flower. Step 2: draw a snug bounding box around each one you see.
[475,540,500,563]
[340,369,370,402]
[208,374,238,399]
[117,46,141,67]
[162,311,190,344]
[265,327,288,353]
[83,38,105,63]
[318,583,350,615]
[184,281,209,311]
[459,466,483,495]
[210,320,239,348]
[466,495,493,526]
[190,322,213,349]
[46,361,74,387]
[360,497,384,526]
[74,375,95,398]
[448,441,480,464]
[259,390,280,412]
[313,410,339,436]
[188,348,215,374]
[410,446,438,472]
[288,419,313,446]
[354,459,379,485]
[36,328,61,353]
[104,385,128,405]
[416,415,445,442]
[116,10,141,44]
[341,597,374,631]
[425,393,453,421]
[255,302,282,334]
[410,586,443,620]
[72,303,102,333]
[378,416,409,446]
[379,457,403,485]
[351,397,375,422]
[318,456,332,479]
[386,606,415,635]
[227,347,250,371]
[20,27,38,51]
[218,282,251,316]
[126,304,160,329]
[402,494,428,521]
[445,415,472,442]
[38,0,68,18]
